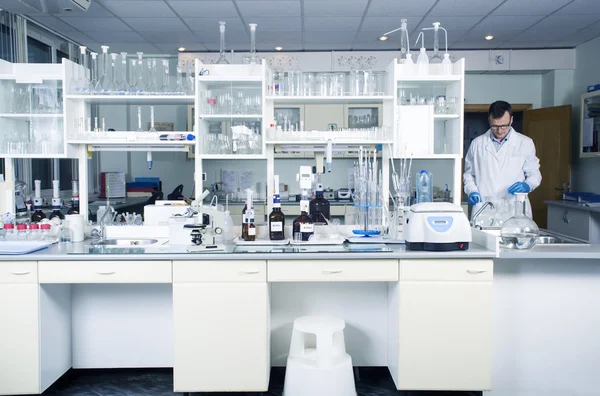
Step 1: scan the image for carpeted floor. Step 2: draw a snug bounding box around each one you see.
[34,367,481,396]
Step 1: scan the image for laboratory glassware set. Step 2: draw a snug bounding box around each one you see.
[0,79,63,114]
[352,146,385,237]
[203,121,262,155]
[0,116,64,155]
[267,125,392,142]
[397,90,458,115]
[201,90,262,115]
[70,46,195,96]
[270,70,387,97]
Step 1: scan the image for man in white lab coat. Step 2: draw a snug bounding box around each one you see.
[463,101,542,218]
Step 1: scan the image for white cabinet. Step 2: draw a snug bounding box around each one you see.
[546,203,600,243]
[173,261,269,393]
[389,259,493,391]
[0,262,40,395]
[304,104,344,131]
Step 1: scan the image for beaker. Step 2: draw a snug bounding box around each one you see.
[302,73,316,96]
[349,70,374,96]
[287,70,302,96]
[331,73,346,96]
[272,70,285,95]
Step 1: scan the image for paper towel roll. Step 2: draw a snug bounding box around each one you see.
[65,214,85,242]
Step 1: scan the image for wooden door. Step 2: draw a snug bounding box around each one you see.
[523,105,571,228]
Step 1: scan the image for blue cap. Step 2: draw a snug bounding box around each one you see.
[421,170,427,173]
[186,134,196,141]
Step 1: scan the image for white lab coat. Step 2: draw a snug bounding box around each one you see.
[463,128,542,218]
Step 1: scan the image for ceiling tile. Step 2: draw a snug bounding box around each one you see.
[476,15,545,31]
[101,1,177,18]
[203,42,248,51]
[184,18,246,33]
[0,1,44,15]
[533,14,600,30]
[491,0,572,16]
[417,16,484,32]
[29,16,78,32]
[304,0,368,17]
[304,42,354,50]
[367,0,437,17]
[167,1,239,17]
[57,17,132,32]
[354,31,393,44]
[139,31,199,44]
[510,28,580,42]
[546,39,582,48]
[429,0,505,16]
[304,17,362,31]
[154,43,208,53]
[459,30,522,42]
[99,43,162,54]
[85,31,148,44]
[352,41,404,50]
[560,21,600,42]
[53,2,113,17]
[254,31,302,42]
[304,31,355,43]
[122,18,189,31]
[360,16,422,32]
[236,1,301,17]
[555,0,600,15]
[58,31,98,46]
[452,41,502,49]
[496,41,554,49]
[194,29,249,43]
[239,17,302,31]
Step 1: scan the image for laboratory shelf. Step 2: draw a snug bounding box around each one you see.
[0,153,68,159]
[198,114,263,120]
[392,154,460,160]
[197,76,262,83]
[267,139,393,145]
[64,95,195,105]
[265,95,394,104]
[0,113,63,120]
[67,131,197,145]
[434,114,460,119]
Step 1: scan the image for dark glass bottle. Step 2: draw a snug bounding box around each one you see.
[241,202,248,239]
[243,209,256,242]
[269,193,285,240]
[310,189,330,224]
[31,207,46,223]
[67,180,80,215]
[292,193,314,241]
[49,206,64,221]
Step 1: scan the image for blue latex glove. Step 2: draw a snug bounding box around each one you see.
[468,192,482,206]
[508,182,531,195]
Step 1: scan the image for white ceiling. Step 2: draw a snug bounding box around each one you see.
[2,0,600,54]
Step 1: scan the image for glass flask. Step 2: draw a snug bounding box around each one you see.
[145,58,158,95]
[185,60,195,95]
[160,59,170,93]
[175,61,186,95]
[500,193,539,249]
[96,45,110,93]
[216,21,230,64]
[89,52,98,92]
[107,53,118,94]
[243,23,259,64]
[135,52,146,94]
[74,45,88,94]
[115,52,128,94]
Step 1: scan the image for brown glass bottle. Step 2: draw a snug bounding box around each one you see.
[241,203,247,239]
[49,208,65,221]
[31,208,46,223]
[243,210,256,242]
[292,196,314,241]
[269,196,285,240]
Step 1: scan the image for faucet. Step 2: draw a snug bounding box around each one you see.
[91,203,115,242]
[470,201,495,227]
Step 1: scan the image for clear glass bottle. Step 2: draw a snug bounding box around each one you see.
[216,21,230,64]
[16,224,27,240]
[40,224,52,241]
[292,191,314,241]
[500,193,539,249]
[29,223,40,241]
[3,223,15,241]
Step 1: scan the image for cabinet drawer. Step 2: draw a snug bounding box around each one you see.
[268,259,398,282]
[38,261,172,283]
[547,206,590,241]
[400,259,493,282]
[0,261,37,284]
[174,260,266,282]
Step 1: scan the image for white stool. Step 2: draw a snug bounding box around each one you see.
[283,316,356,396]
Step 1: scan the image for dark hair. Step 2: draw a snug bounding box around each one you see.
[488,101,513,119]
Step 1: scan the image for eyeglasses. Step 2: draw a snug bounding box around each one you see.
[490,124,511,132]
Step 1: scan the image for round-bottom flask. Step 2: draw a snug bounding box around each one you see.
[500,192,539,249]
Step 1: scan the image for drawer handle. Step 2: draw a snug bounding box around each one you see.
[322,270,344,274]
[96,271,116,275]
[9,271,31,276]
[466,269,487,275]
[239,270,260,275]
[563,210,570,224]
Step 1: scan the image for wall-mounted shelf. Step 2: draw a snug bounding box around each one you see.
[266,96,393,104]
[0,113,63,119]
[433,114,460,119]
[201,154,266,160]
[198,114,262,120]
[392,154,460,160]
[64,95,195,105]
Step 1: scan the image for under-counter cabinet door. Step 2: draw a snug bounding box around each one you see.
[390,260,493,391]
[0,283,40,395]
[173,282,269,392]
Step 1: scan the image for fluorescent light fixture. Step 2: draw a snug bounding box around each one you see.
[485,35,494,41]
[379,36,388,41]
[275,46,283,51]
[178,47,186,51]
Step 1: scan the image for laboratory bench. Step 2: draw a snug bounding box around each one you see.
[545,200,600,243]
[2,242,600,396]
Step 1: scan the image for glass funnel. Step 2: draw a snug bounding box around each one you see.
[217,21,230,64]
[500,193,539,249]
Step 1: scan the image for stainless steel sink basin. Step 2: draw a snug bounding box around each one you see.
[96,239,159,246]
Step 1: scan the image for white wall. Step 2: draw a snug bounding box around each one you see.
[571,36,600,192]
[464,74,543,109]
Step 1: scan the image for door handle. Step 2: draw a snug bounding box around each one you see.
[96,271,116,275]
[239,270,260,275]
[466,269,487,274]
[563,210,570,224]
[322,269,343,274]
[9,271,31,275]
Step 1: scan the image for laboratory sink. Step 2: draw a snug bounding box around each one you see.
[476,227,588,245]
[95,239,159,246]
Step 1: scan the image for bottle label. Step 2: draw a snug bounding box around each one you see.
[248,227,256,236]
[300,223,314,233]
[300,200,309,213]
[270,221,283,231]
